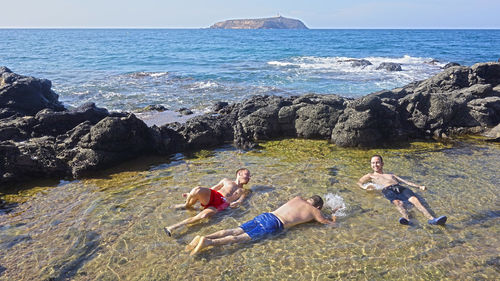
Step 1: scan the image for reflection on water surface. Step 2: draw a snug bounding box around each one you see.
[1,139,499,280]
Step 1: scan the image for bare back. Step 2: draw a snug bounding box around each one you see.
[272,197,322,228]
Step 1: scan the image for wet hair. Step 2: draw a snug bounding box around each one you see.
[310,195,324,209]
[236,168,249,176]
[371,155,383,163]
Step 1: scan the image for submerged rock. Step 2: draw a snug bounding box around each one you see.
[341,59,373,68]
[212,101,229,112]
[135,104,167,112]
[177,108,193,116]
[426,59,440,65]
[376,62,402,71]
[444,62,461,69]
[482,123,500,142]
[1,62,500,185]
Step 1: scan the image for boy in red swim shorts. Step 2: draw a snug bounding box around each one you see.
[201,189,230,211]
[164,168,251,236]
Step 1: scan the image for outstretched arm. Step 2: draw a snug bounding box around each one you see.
[210,179,225,191]
[394,175,426,190]
[357,174,375,190]
[229,189,250,208]
[313,208,336,225]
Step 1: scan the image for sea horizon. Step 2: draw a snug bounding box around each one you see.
[2,27,500,29]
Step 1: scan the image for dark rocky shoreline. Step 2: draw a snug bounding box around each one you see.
[1,63,500,186]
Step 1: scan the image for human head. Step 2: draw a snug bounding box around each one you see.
[370,155,384,172]
[371,155,383,163]
[236,168,251,184]
[308,195,324,209]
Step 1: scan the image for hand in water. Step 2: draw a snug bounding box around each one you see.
[230,202,239,208]
[364,184,376,190]
[331,214,337,223]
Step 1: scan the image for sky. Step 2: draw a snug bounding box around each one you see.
[1,0,499,29]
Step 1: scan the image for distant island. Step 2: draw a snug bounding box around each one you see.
[209,16,308,29]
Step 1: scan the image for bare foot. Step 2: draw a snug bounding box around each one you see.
[163,227,172,237]
[190,236,208,256]
[185,235,201,252]
[172,203,187,209]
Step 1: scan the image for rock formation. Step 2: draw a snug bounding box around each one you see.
[1,62,499,185]
[376,62,402,71]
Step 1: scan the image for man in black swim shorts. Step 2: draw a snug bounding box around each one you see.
[186,195,338,255]
[357,155,447,226]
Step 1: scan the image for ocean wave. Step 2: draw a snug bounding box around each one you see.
[267,55,446,91]
[268,55,446,72]
[191,80,220,90]
[55,55,447,113]
[128,72,170,78]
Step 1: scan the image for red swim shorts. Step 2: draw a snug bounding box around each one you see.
[201,189,229,211]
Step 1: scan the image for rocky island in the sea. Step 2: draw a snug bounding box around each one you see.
[1,62,500,186]
[210,16,308,29]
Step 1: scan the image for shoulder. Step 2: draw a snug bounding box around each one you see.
[220,178,232,184]
[309,205,324,217]
[359,173,372,179]
[285,196,304,206]
[235,187,247,193]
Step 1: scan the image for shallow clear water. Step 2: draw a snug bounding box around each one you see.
[1,138,499,280]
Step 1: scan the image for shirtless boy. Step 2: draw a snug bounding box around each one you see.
[164,168,251,236]
[358,155,447,225]
[186,195,337,255]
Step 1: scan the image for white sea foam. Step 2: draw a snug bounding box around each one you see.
[268,55,445,69]
[324,193,347,217]
[267,55,445,79]
[191,80,220,89]
[362,183,385,190]
[266,55,448,97]
[71,90,91,96]
[100,91,123,98]
[150,72,169,78]
[129,72,170,78]
[57,55,447,114]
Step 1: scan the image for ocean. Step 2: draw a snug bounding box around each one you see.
[1,29,499,112]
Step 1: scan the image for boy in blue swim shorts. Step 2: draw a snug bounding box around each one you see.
[358,155,447,226]
[239,212,284,240]
[187,195,338,255]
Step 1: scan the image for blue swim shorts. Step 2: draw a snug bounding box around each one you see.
[239,213,284,240]
[382,184,416,202]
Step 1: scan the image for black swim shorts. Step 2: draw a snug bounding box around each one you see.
[382,184,416,202]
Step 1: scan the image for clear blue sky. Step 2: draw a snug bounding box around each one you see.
[2,0,499,28]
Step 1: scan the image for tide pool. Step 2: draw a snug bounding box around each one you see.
[1,138,498,280]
